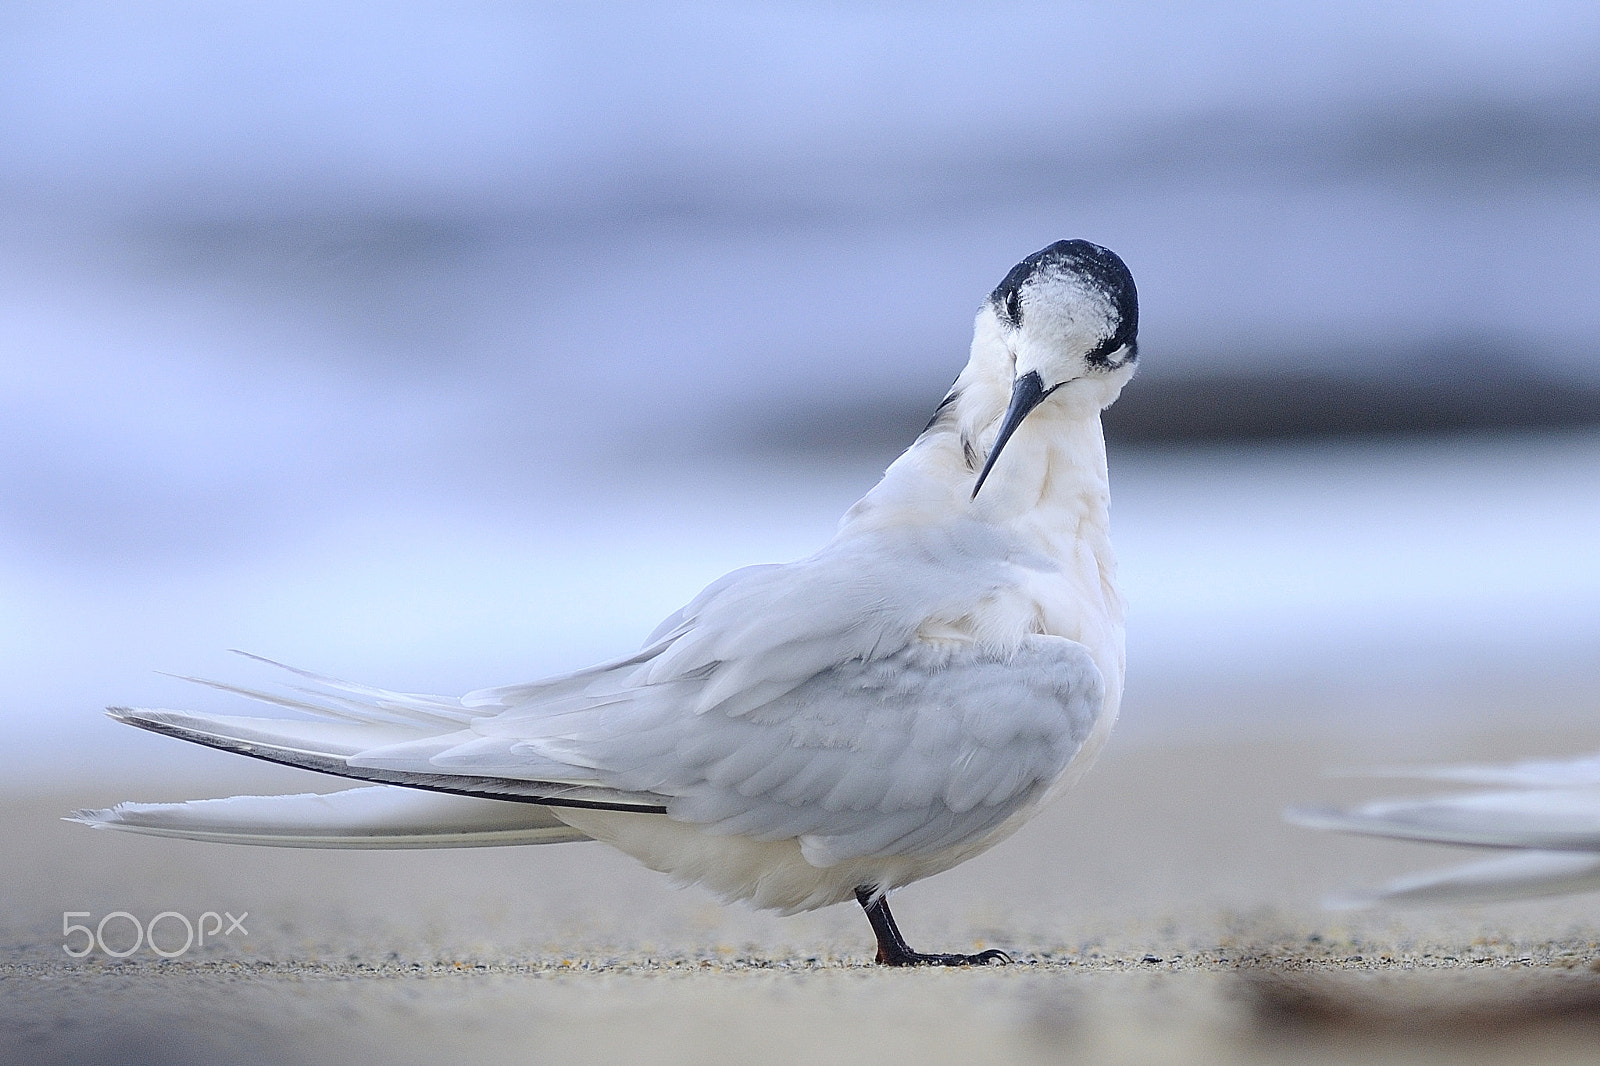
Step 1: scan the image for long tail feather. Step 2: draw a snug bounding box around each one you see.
[109,707,667,813]
[1327,850,1600,909]
[228,650,476,726]
[69,786,591,849]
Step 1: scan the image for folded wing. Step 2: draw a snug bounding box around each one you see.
[96,521,1098,865]
[1286,788,1600,851]
[493,635,1103,867]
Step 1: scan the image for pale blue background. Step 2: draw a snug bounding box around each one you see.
[3,3,1598,787]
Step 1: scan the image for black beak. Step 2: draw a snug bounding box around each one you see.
[972,371,1050,498]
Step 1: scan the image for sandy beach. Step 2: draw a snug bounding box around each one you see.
[5,704,1598,1066]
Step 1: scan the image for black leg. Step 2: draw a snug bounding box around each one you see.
[854,887,1011,967]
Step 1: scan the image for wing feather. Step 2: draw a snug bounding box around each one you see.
[1329,851,1600,908]
[109,520,1097,868]
[496,635,1101,865]
[1286,788,1600,851]
[1352,753,1600,789]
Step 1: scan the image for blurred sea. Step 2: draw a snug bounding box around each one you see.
[2,4,1598,785]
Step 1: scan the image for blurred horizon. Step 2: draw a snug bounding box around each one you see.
[3,3,1598,785]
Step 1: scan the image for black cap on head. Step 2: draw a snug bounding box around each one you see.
[989,240,1138,369]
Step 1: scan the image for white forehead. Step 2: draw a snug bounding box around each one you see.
[1016,269,1120,350]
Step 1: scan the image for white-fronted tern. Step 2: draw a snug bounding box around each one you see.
[74,240,1141,965]
[1288,751,1600,907]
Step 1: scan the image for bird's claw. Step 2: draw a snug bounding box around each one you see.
[878,947,1012,967]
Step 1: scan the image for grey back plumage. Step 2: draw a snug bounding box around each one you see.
[338,519,1103,866]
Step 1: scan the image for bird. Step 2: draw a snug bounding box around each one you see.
[73,239,1141,966]
[1286,750,1600,907]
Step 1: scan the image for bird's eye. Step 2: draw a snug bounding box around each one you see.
[1003,288,1022,328]
[1085,334,1136,371]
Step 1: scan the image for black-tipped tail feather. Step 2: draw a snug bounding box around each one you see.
[109,707,667,815]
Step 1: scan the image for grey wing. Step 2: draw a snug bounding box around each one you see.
[501,634,1103,867]
[1285,788,1600,851]
[149,521,1066,836]
[1351,752,1600,789]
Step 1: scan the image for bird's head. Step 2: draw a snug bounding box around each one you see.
[971,240,1138,497]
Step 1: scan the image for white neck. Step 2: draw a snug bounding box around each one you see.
[840,356,1117,558]
[835,343,1127,726]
